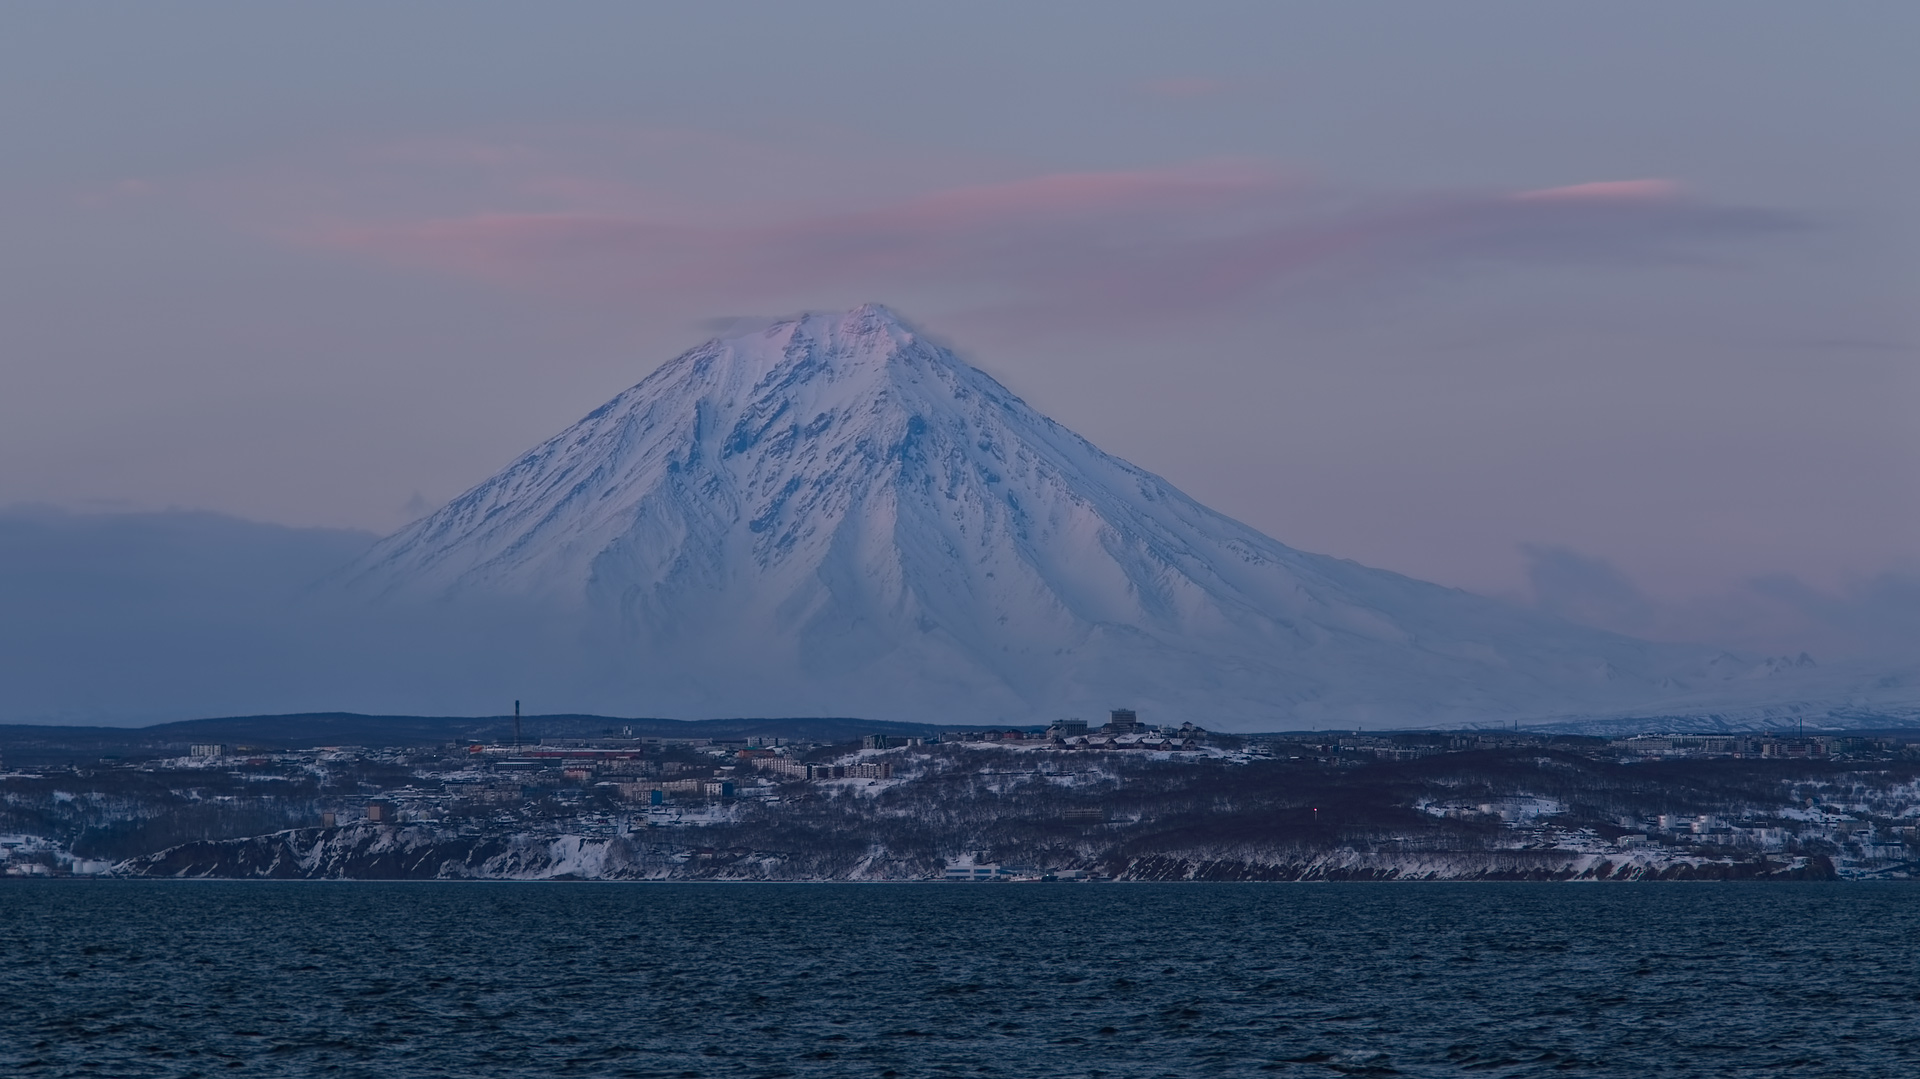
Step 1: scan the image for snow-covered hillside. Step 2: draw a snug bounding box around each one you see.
[343,305,1885,727]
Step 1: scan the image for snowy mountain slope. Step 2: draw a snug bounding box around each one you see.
[343,305,1861,727]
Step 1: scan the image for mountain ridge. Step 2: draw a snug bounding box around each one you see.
[341,305,1873,728]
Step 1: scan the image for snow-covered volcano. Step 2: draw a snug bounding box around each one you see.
[345,305,1762,726]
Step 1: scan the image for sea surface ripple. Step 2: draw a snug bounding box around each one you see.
[2,881,1917,1077]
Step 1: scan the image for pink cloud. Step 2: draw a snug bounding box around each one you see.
[297,164,1798,320]
[1514,179,1683,203]
[307,162,1288,284]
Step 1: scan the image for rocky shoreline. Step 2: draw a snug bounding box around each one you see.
[114,823,1838,883]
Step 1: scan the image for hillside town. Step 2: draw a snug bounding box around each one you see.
[5,710,1919,882]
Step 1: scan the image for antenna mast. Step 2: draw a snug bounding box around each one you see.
[514,700,521,750]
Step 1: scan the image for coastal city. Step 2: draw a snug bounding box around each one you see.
[4,710,1917,882]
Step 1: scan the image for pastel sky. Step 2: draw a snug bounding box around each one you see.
[2,2,1915,653]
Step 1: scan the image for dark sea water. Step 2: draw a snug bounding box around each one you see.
[3,882,1917,1078]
